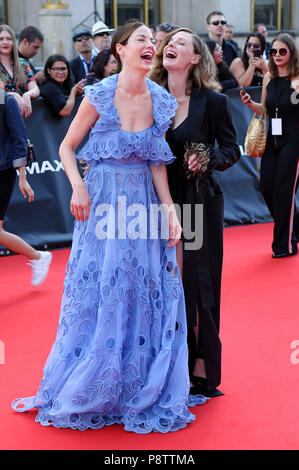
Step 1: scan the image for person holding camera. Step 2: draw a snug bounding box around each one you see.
[230,32,269,87]
[0,89,52,284]
[240,33,299,257]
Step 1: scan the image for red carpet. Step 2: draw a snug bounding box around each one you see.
[0,222,298,450]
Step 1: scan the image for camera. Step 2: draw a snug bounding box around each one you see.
[254,49,261,58]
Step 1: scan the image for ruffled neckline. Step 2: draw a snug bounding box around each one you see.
[85,73,177,136]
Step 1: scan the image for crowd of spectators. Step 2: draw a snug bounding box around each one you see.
[0,11,291,118]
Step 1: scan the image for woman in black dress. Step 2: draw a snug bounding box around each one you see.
[151,28,240,396]
[241,33,299,257]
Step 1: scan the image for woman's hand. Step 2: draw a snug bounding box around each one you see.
[73,80,85,96]
[166,205,182,248]
[247,52,256,70]
[254,57,268,74]
[240,88,253,107]
[70,181,91,222]
[188,153,205,174]
[187,150,210,175]
[18,168,34,202]
[21,92,33,118]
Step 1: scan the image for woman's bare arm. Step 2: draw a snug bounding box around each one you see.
[59,97,99,221]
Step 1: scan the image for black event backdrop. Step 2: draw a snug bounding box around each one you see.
[2,87,298,253]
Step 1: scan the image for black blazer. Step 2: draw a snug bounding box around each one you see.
[166,86,241,202]
[222,39,238,66]
[69,56,86,83]
[166,87,241,320]
[188,87,240,172]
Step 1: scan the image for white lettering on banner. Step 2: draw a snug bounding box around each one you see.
[25,160,65,175]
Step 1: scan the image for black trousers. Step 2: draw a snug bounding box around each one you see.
[184,194,224,392]
[0,168,16,221]
[260,138,299,255]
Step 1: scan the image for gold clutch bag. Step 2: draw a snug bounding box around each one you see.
[245,111,267,158]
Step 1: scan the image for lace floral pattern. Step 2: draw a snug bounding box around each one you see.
[11,79,208,433]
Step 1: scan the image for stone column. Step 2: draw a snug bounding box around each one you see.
[38,8,73,63]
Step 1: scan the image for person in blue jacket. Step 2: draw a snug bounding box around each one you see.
[0,89,52,285]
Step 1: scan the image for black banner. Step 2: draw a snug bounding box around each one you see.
[2,87,298,252]
[216,86,272,226]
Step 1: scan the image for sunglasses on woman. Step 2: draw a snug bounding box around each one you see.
[246,42,260,49]
[269,48,290,57]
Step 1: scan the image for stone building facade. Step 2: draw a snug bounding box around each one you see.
[1,0,299,65]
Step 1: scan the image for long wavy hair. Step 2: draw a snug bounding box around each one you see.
[150,28,219,94]
[268,33,299,79]
[0,24,27,87]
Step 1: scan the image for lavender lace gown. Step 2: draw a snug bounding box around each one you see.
[12,74,207,433]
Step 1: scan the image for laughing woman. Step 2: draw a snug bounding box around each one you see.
[151,28,240,397]
[12,21,207,433]
[241,33,299,257]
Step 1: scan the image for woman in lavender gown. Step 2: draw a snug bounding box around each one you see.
[12,21,207,433]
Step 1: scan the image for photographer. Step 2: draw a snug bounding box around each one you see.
[230,32,269,87]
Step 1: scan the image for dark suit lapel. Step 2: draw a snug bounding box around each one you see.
[188,87,208,142]
[79,58,86,77]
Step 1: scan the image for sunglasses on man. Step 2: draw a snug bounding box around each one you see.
[269,48,290,57]
[94,32,110,37]
[210,20,227,26]
[75,36,91,42]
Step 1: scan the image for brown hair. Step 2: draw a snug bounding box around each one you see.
[150,27,219,94]
[268,33,299,80]
[111,21,145,73]
[0,24,27,87]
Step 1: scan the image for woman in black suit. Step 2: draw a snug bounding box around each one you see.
[151,28,240,397]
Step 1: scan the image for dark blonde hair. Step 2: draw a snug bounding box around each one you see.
[268,33,299,79]
[0,24,27,87]
[150,27,219,94]
[111,21,145,73]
